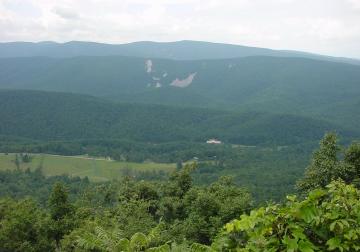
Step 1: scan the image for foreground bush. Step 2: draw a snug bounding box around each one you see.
[214,181,360,251]
[70,180,360,251]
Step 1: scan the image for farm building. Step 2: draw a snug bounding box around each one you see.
[206,139,222,144]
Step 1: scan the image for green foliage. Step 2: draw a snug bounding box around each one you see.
[66,222,168,252]
[60,164,252,250]
[0,142,360,251]
[14,154,20,169]
[64,181,360,251]
[19,153,33,163]
[1,90,357,203]
[298,133,360,192]
[344,141,360,187]
[0,198,54,251]
[189,143,313,202]
[49,182,74,220]
[112,199,157,238]
[0,54,360,134]
[179,176,252,244]
[0,168,90,205]
[48,182,75,247]
[297,133,340,191]
[215,181,360,251]
[1,136,360,251]
[0,142,313,202]
[0,90,353,147]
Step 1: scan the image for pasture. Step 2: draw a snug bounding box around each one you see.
[0,153,175,182]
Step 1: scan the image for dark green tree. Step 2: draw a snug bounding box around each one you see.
[48,182,75,248]
[297,133,338,192]
[14,154,20,170]
[344,141,360,187]
[21,153,33,163]
[180,176,252,244]
[0,198,54,252]
[176,160,183,171]
[297,133,360,192]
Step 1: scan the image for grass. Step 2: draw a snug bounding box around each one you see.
[0,153,176,182]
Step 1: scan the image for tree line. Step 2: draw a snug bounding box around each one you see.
[0,133,359,251]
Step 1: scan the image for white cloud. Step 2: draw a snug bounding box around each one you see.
[347,0,360,9]
[0,0,359,57]
[52,6,79,20]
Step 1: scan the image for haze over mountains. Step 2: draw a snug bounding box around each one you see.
[1,40,360,64]
[0,40,359,145]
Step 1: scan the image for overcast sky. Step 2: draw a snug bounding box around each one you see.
[0,0,360,58]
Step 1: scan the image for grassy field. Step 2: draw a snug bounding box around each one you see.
[0,153,176,182]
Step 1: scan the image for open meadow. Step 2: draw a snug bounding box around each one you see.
[0,153,176,182]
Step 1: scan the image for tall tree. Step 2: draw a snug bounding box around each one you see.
[297,133,340,192]
[14,154,20,170]
[297,133,360,192]
[344,141,360,186]
[48,182,74,248]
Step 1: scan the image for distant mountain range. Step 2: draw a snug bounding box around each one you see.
[0,40,359,145]
[1,40,359,65]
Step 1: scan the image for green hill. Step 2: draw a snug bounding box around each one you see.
[0,56,359,131]
[0,90,353,145]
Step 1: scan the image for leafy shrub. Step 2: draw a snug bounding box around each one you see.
[214,181,360,251]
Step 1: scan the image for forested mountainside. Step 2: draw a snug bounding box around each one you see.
[0,90,355,145]
[1,40,359,65]
[1,56,360,130]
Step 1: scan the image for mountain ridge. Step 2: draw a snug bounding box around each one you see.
[0,55,359,130]
[1,40,359,65]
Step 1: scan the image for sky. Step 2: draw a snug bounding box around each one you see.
[0,0,360,58]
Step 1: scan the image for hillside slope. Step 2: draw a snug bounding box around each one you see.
[0,90,353,145]
[0,56,359,130]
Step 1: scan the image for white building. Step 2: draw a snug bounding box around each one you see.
[206,139,222,144]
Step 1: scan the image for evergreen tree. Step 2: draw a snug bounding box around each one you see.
[48,182,75,248]
[14,154,20,170]
[297,133,360,192]
[344,141,360,186]
[297,133,340,192]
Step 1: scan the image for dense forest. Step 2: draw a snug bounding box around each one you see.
[1,0,360,250]
[1,90,358,203]
[2,90,355,146]
[1,40,359,251]
[1,56,360,130]
[0,133,359,251]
